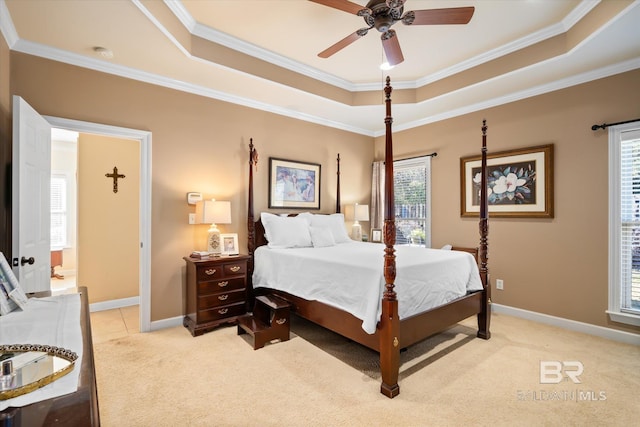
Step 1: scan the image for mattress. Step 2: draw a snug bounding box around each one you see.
[252,242,483,334]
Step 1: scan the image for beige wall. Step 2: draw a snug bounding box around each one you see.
[375,69,640,334]
[77,133,139,302]
[8,52,372,320]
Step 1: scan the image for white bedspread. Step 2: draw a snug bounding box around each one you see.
[253,242,483,334]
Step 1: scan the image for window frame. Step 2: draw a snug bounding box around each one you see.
[608,122,640,326]
[50,171,72,249]
[393,156,432,248]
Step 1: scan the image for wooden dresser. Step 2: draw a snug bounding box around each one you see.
[0,287,100,426]
[183,255,250,337]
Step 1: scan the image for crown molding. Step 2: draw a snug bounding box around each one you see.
[388,56,640,137]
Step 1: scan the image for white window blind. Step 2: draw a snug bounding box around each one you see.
[609,124,640,326]
[393,156,431,247]
[50,174,67,248]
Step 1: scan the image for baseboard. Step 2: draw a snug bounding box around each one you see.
[89,296,139,312]
[135,303,640,344]
[150,316,183,331]
[492,303,640,346]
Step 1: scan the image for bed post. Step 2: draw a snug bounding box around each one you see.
[477,121,491,339]
[379,76,400,398]
[247,139,258,286]
[336,153,341,213]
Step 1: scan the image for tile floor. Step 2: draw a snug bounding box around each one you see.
[89,305,140,344]
[50,273,140,343]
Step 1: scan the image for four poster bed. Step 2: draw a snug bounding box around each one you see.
[246,77,491,398]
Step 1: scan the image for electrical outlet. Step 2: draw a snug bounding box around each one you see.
[496,279,504,290]
[188,213,196,224]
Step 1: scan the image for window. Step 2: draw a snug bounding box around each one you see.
[608,123,640,326]
[50,174,67,248]
[394,156,431,247]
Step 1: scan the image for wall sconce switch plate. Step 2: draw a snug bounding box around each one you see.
[189,213,196,224]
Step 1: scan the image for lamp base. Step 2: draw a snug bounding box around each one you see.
[207,228,222,255]
[351,222,362,241]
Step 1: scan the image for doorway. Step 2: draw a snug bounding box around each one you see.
[50,128,78,294]
[45,116,152,333]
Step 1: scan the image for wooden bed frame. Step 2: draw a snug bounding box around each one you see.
[246,77,490,398]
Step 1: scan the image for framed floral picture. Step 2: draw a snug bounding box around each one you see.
[269,158,321,209]
[460,144,554,218]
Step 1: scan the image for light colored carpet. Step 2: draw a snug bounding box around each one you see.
[94,313,639,426]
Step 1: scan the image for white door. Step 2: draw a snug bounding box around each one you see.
[11,96,52,293]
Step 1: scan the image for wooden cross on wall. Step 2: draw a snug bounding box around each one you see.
[105,166,125,193]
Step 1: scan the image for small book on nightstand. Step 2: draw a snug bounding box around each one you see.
[189,251,212,259]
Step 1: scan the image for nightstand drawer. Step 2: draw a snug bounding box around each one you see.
[199,302,246,323]
[223,262,246,276]
[198,277,245,294]
[196,265,223,281]
[198,288,245,309]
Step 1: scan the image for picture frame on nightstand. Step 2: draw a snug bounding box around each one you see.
[221,233,239,256]
[370,228,382,243]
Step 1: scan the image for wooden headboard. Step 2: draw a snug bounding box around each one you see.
[249,152,342,255]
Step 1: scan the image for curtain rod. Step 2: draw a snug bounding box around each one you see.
[591,118,640,131]
[374,152,437,164]
[396,152,438,161]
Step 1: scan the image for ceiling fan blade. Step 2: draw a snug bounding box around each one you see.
[408,7,475,25]
[308,0,365,15]
[318,31,364,58]
[381,30,404,66]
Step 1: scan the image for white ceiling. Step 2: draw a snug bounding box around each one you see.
[2,0,639,136]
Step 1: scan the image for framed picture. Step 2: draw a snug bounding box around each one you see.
[269,157,321,209]
[460,144,554,218]
[370,228,383,243]
[220,233,239,256]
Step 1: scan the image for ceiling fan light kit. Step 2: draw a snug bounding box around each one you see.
[311,0,474,66]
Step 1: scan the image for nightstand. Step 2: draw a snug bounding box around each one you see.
[183,254,250,337]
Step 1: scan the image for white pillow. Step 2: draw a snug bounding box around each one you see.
[309,226,336,248]
[309,213,351,243]
[261,212,312,248]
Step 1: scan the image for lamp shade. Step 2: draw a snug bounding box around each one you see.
[196,200,231,225]
[355,204,369,222]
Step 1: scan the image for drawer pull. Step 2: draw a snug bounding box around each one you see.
[218,294,229,301]
[218,308,228,315]
[229,266,241,273]
[275,318,287,325]
[205,268,217,276]
[217,281,229,288]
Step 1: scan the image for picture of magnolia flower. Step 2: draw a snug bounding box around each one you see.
[472,162,537,205]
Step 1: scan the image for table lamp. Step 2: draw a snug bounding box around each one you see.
[352,203,369,241]
[196,199,231,255]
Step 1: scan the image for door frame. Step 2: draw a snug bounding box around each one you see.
[45,116,152,333]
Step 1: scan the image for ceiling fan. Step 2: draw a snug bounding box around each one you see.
[310,0,475,66]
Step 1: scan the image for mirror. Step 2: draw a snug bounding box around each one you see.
[0,344,77,400]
